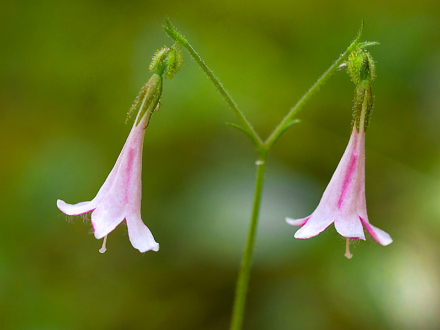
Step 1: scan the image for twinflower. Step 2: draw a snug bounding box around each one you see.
[58,74,163,253]
[287,50,392,258]
[286,125,392,257]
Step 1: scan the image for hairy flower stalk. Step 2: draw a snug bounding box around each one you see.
[286,50,392,258]
[162,19,370,328]
[58,74,163,253]
[57,43,183,253]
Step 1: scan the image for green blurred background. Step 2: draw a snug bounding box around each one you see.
[1,0,440,329]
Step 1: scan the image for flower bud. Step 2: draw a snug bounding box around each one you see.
[150,47,170,72]
[347,49,376,85]
[347,48,376,132]
[164,47,184,80]
[149,45,184,79]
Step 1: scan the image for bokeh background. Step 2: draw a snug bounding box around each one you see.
[1,0,440,329]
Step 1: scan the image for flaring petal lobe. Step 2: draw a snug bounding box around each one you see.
[126,214,159,252]
[294,212,334,239]
[91,202,126,239]
[360,217,393,246]
[57,199,95,216]
[57,113,159,252]
[334,214,365,240]
[286,216,310,227]
[286,127,392,247]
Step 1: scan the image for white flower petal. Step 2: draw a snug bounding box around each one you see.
[57,199,95,215]
[294,212,334,239]
[360,217,393,246]
[126,215,159,253]
[91,115,147,240]
[58,112,159,252]
[287,127,392,248]
[91,204,125,239]
[286,216,310,226]
[334,214,365,240]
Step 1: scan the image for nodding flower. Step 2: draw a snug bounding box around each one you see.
[286,124,392,258]
[287,49,392,258]
[57,72,164,253]
[58,111,159,253]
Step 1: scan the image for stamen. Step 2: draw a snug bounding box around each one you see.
[99,235,108,254]
[344,238,353,259]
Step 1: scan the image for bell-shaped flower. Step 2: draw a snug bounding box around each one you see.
[57,111,159,253]
[286,125,392,254]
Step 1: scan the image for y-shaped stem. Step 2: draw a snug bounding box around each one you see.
[164,18,363,330]
[163,19,263,148]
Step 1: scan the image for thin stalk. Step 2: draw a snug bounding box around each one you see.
[163,19,365,330]
[264,22,364,150]
[163,20,263,147]
[230,151,267,330]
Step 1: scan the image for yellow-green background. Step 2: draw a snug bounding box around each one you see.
[1,1,440,329]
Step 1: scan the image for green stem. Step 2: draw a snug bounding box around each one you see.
[163,19,263,148]
[264,22,364,150]
[163,19,365,330]
[230,151,267,330]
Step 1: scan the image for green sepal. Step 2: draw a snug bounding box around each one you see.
[165,46,184,80]
[358,41,380,49]
[126,83,148,123]
[347,49,376,85]
[150,47,170,72]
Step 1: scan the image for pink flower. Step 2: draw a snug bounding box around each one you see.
[286,126,392,252]
[57,113,159,253]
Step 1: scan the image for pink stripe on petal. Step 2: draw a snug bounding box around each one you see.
[57,110,158,252]
[337,151,359,209]
[360,217,393,246]
[91,112,147,207]
[286,125,392,250]
[91,118,146,239]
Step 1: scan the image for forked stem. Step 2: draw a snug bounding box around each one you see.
[163,19,364,330]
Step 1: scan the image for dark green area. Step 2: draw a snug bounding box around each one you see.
[1,1,440,329]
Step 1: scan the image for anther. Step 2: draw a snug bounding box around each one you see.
[99,235,108,254]
[344,238,353,259]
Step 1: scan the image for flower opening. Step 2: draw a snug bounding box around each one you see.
[286,126,392,254]
[57,112,159,253]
